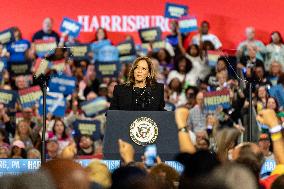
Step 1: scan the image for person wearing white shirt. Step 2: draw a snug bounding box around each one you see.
[191,21,222,50]
[167,55,192,85]
[237,27,266,62]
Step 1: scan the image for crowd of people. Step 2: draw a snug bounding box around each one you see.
[0,15,284,188]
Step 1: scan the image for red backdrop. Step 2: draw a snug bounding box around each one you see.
[0,0,283,49]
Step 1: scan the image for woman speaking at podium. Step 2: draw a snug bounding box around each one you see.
[109,56,165,111]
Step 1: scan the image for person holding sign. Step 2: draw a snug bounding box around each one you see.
[109,56,165,111]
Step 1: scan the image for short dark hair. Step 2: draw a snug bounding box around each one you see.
[201,20,210,28]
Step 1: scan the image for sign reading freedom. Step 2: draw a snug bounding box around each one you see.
[204,89,231,111]
[18,86,42,109]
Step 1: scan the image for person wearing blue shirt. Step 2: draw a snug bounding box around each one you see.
[6,27,30,63]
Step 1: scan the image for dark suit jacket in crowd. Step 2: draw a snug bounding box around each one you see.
[109,83,165,111]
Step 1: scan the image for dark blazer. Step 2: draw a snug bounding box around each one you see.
[109,83,165,111]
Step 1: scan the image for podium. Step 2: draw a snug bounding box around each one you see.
[103,110,179,160]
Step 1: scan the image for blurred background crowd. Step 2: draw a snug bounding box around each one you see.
[0,11,284,189]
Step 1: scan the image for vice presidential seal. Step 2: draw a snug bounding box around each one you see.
[129,117,158,146]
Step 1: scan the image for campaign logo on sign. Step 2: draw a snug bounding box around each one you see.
[18,86,42,109]
[116,40,137,63]
[164,2,188,19]
[204,89,231,111]
[8,61,32,76]
[164,102,176,111]
[117,40,136,56]
[178,16,198,34]
[67,43,91,61]
[73,119,101,141]
[34,39,57,57]
[38,93,66,117]
[97,45,119,62]
[138,27,162,43]
[48,74,77,96]
[90,39,111,61]
[0,89,18,108]
[152,40,166,52]
[95,61,120,78]
[165,161,184,174]
[81,97,109,117]
[0,28,15,45]
[260,159,276,178]
[60,17,82,38]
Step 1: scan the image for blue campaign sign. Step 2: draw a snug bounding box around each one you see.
[80,97,109,117]
[164,102,176,111]
[95,61,120,78]
[90,39,111,61]
[269,84,284,107]
[260,159,276,178]
[165,161,184,174]
[164,2,188,19]
[67,43,91,61]
[97,45,119,62]
[0,28,15,45]
[38,94,66,117]
[8,61,32,76]
[138,27,162,43]
[178,16,198,34]
[73,119,101,141]
[116,40,137,63]
[0,159,41,176]
[0,89,18,108]
[48,74,77,96]
[117,40,136,56]
[60,17,82,38]
[0,159,119,175]
[0,159,183,175]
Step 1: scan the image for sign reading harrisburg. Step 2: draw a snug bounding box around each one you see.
[77,15,171,32]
